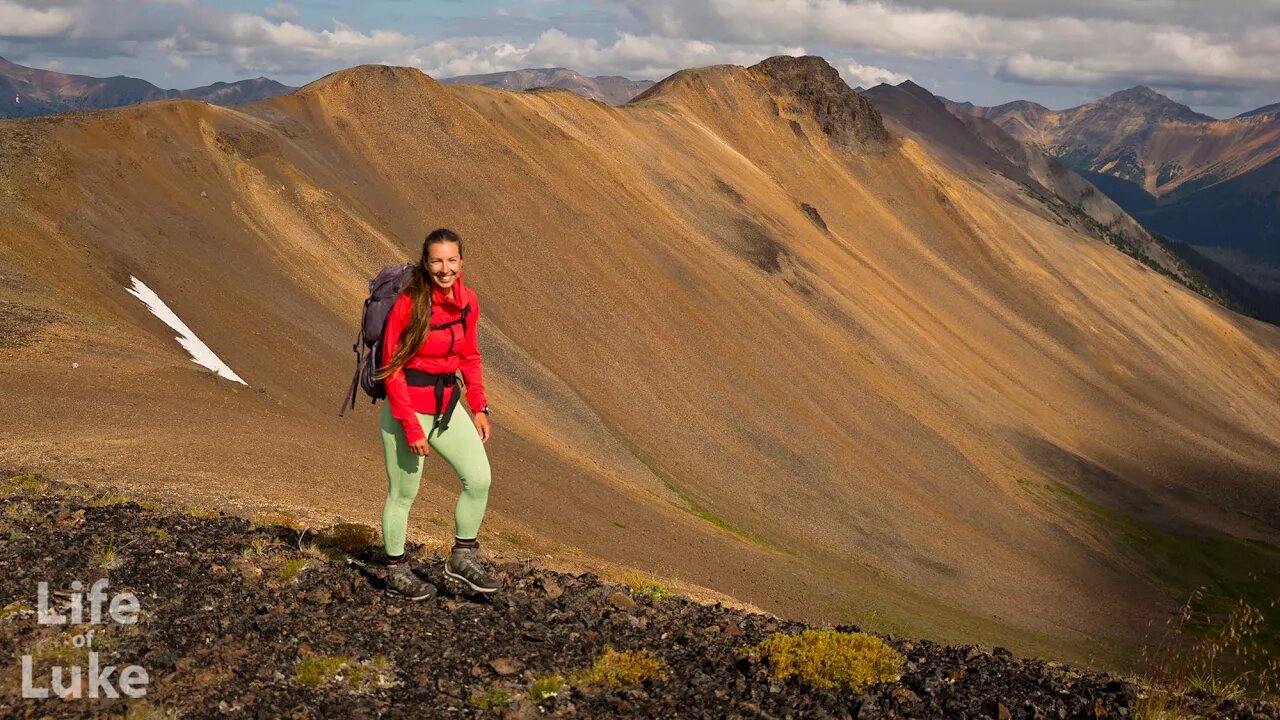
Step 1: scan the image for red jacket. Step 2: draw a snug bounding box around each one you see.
[382,273,488,444]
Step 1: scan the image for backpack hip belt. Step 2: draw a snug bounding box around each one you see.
[404,368,463,434]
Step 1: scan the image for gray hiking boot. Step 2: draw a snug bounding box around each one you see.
[384,561,437,600]
[444,544,501,593]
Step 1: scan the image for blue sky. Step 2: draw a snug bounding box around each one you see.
[2,0,1278,117]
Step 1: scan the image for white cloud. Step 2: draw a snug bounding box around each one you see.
[263,2,297,21]
[0,1,77,37]
[621,0,1280,90]
[407,28,804,80]
[843,61,910,88]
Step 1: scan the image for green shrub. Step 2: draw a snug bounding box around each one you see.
[746,629,903,692]
[316,522,377,553]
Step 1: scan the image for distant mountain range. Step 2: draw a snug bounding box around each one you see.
[861,80,1213,297]
[0,56,295,118]
[941,84,1280,323]
[0,59,657,118]
[439,67,654,105]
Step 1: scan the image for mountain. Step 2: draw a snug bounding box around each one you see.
[0,56,294,118]
[440,67,654,106]
[1238,101,1280,119]
[956,85,1280,323]
[180,77,296,105]
[3,57,1280,674]
[861,80,1213,296]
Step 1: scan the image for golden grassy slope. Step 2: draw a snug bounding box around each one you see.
[3,59,1280,672]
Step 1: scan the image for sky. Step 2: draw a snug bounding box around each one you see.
[2,0,1279,118]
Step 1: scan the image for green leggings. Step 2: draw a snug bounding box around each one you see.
[379,402,492,556]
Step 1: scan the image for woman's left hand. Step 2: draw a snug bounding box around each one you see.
[475,412,491,443]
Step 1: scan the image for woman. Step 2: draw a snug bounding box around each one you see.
[373,227,499,599]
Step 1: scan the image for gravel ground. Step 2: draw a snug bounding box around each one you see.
[2,474,1277,719]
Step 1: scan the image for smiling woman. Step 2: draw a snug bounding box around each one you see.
[369,228,500,601]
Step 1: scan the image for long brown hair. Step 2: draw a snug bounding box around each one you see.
[373,228,463,381]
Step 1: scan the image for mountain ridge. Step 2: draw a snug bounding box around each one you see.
[441,66,654,105]
[0,55,294,118]
[4,56,1280,675]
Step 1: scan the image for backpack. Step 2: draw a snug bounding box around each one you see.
[338,263,414,416]
[337,263,473,416]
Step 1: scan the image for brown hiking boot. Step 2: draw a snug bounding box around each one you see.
[444,544,501,593]
[384,561,437,600]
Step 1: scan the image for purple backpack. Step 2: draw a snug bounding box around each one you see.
[338,263,416,416]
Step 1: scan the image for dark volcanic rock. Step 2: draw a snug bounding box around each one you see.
[2,473,1277,718]
[749,55,891,153]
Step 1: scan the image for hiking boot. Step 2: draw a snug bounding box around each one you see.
[444,544,501,593]
[384,561,437,600]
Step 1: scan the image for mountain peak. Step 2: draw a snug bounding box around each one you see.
[1095,84,1211,121]
[747,55,890,152]
[297,63,431,97]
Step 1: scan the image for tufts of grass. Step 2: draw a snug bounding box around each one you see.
[30,632,90,666]
[571,645,668,688]
[7,529,28,541]
[744,629,903,692]
[469,687,511,710]
[1135,586,1279,704]
[528,674,567,703]
[622,572,675,603]
[301,542,347,562]
[498,530,531,547]
[344,656,398,690]
[295,653,397,690]
[92,543,124,570]
[4,501,31,520]
[315,522,377,554]
[87,494,135,507]
[145,526,170,541]
[1129,684,1197,720]
[240,535,271,558]
[1,601,33,621]
[277,558,310,581]
[2,474,45,495]
[123,702,181,720]
[184,505,222,519]
[252,510,305,531]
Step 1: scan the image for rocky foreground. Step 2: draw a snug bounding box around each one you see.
[1,474,1276,719]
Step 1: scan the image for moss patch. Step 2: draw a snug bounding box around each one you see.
[745,629,903,692]
[528,673,567,703]
[571,646,668,688]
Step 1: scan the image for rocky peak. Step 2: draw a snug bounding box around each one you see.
[1094,85,1211,122]
[747,55,889,152]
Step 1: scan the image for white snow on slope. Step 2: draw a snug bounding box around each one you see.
[125,276,247,385]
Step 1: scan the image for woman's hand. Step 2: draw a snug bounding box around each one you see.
[408,438,430,456]
[475,412,491,443]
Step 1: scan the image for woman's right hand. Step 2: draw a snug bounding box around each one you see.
[409,438,430,456]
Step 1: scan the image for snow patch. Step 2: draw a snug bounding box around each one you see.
[125,276,247,385]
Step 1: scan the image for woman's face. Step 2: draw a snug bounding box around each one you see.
[426,241,462,293]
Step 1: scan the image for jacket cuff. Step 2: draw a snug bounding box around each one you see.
[403,419,426,445]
